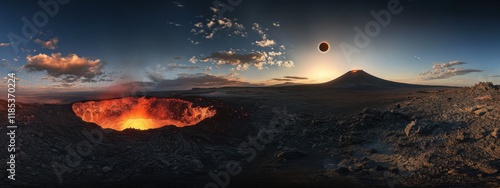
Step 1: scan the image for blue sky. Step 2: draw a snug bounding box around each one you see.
[1,0,499,102]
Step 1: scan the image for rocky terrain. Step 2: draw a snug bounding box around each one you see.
[0,82,499,187]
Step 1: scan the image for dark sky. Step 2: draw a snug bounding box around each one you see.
[1,0,499,102]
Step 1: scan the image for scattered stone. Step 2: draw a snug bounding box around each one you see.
[492,128,499,139]
[394,103,401,109]
[102,166,114,173]
[448,169,458,175]
[275,148,306,160]
[405,121,417,137]
[405,120,437,137]
[474,109,487,116]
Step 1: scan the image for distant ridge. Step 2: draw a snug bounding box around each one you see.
[320,70,427,89]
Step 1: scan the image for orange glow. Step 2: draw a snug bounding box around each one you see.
[351,69,360,73]
[72,97,216,131]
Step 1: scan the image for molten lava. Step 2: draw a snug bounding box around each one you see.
[72,97,216,131]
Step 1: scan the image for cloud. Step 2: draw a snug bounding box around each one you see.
[271,76,308,82]
[173,1,184,8]
[272,78,293,82]
[166,64,200,71]
[432,61,466,69]
[252,23,266,36]
[205,32,215,39]
[252,23,275,47]
[201,51,266,70]
[33,38,58,50]
[217,18,233,29]
[419,61,483,80]
[24,53,113,83]
[194,22,203,28]
[189,56,198,64]
[147,73,260,90]
[168,22,183,27]
[0,43,10,47]
[189,7,247,40]
[187,38,200,45]
[268,51,283,56]
[489,75,500,78]
[201,51,295,71]
[284,76,308,80]
[255,39,276,47]
[275,60,295,68]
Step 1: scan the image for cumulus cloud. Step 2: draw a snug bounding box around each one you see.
[189,56,198,64]
[252,23,276,47]
[0,43,10,47]
[201,51,266,70]
[201,51,294,71]
[255,39,276,48]
[23,53,114,84]
[268,51,283,56]
[419,61,482,80]
[194,22,203,28]
[217,18,233,29]
[33,38,58,50]
[147,73,260,90]
[189,6,247,41]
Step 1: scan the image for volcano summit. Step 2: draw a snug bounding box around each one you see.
[321,70,427,89]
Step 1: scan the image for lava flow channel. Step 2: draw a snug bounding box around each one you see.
[72,97,216,131]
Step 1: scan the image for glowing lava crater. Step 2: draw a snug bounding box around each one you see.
[72,97,216,131]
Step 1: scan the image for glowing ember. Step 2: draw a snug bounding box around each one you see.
[72,97,216,131]
[351,69,360,73]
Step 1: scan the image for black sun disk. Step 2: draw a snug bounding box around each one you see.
[319,42,329,52]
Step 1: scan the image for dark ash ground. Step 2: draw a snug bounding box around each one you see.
[1,82,499,187]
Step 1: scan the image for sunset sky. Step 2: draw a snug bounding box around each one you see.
[1,0,499,102]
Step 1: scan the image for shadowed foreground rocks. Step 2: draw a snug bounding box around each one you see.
[0,83,499,187]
